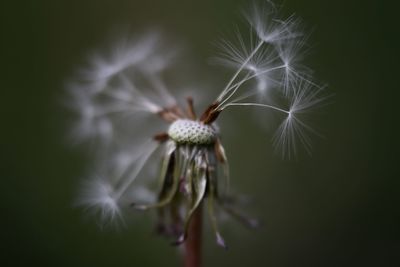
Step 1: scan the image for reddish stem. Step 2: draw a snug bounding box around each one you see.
[184,204,202,267]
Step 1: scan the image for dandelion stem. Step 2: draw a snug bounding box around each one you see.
[217,40,264,101]
[184,203,202,267]
[224,64,286,94]
[221,102,290,115]
[216,64,286,110]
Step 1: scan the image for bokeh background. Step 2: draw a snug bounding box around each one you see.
[1,0,398,266]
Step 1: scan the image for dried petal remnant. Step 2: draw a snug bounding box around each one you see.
[168,119,216,145]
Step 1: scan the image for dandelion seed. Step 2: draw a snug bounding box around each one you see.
[68,1,326,250]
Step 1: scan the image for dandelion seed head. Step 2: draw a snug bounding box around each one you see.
[168,119,216,145]
[68,0,326,246]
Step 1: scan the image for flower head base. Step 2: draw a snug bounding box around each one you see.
[168,119,216,145]
[69,1,326,248]
[128,98,254,247]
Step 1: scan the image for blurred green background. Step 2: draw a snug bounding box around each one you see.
[1,0,398,266]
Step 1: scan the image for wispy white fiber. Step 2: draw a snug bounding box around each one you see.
[77,177,122,225]
[77,140,159,225]
[211,1,325,157]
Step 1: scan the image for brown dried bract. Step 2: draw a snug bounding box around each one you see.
[200,102,220,124]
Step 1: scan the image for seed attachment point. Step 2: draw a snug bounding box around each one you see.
[168,119,216,145]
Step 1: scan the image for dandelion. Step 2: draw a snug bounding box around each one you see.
[68,1,326,266]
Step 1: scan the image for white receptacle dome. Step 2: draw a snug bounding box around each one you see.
[168,119,216,145]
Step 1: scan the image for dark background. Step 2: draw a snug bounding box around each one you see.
[1,0,398,266]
